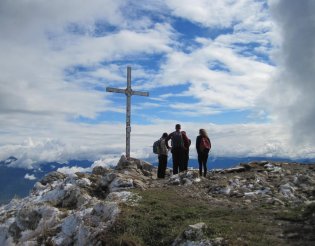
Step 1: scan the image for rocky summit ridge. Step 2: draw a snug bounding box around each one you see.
[0,156,315,245]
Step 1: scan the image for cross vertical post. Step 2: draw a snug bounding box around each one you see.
[106,66,149,159]
[126,67,131,159]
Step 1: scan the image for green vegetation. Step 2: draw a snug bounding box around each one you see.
[105,187,286,246]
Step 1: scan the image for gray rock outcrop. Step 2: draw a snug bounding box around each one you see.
[0,155,153,245]
[0,158,314,245]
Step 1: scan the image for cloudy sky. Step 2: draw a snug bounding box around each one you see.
[1,0,315,168]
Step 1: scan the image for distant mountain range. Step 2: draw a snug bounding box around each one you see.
[1,156,314,205]
[0,157,93,205]
[150,155,315,169]
[190,156,315,169]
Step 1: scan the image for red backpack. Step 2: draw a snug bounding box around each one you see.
[200,137,211,151]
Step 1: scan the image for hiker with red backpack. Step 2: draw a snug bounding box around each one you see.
[196,129,211,177]
[165,124,189,175]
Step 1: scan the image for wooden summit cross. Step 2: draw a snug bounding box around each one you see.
[106,66,149,159]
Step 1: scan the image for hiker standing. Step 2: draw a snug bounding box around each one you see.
[181,131,191,171]
[165,124,189,175]
[157,133,169,178]
[196,129,211,177]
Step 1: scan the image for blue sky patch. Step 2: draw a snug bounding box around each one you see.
[209,60,230,72]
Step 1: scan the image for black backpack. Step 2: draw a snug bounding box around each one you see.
[153,139,161,154]
[171,131,184,148]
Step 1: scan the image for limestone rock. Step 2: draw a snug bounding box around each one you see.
[116,155,135,170]
[169,174,181,185]
[169,171,200,186]
[183,222,207,241]
[61,187,87,209]
[172,222,214,246]
[1,159,315,245]
[40,171,67,185]
[90,202,120,222]
[0,157,155,245]
[106,191,141,205]
[141,169,152,177]
[16,207,42,231]
[92,166,110,176]
[223,165,246,173]
[135,159,153,172]
[76,177,91,188]
[109,176,134,192]
[133,179,147,190]
[99,173,117,188]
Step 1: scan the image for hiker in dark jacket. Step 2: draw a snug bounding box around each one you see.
[181,131,191,171]
[196,129,211,177]
[157,132,169,178]
[165,124,189,175]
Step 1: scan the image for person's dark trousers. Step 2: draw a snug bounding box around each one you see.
[157,155,167,178]
[183,150,189,171]
[172,148,184,175]
[198,151,209,177]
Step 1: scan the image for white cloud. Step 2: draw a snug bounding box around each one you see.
[0,0,175,119]
[91,157,120,169]
[1,120,315,169]
[57,166,91,175]
[1,0,314,166]
[146,39,275,113]
[0,0,175,168]
[55,23,173,67]
[0,122,127,168]
[146,0,275,116]
[24,173,36,180]
[265,0,315,145]
[0,0,124,38]
[165,0,268,29]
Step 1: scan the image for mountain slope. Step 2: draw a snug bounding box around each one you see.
[1,157,315,245]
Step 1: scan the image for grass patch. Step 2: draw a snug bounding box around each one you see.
[275,205,309,223]
[105,187,286,245]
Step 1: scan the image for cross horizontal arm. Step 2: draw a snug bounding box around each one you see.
[106,87,125,94]
[132,91,149,97]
